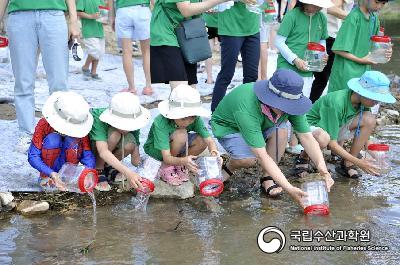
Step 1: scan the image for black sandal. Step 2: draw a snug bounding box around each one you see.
[260,176,282,197]
[336,161,361,179]
[293,156,313,178]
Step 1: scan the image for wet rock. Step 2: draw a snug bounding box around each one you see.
[189,196,223,213]
[0,192,14,206]
[16,200,49,215]
[2,201,16,212]
[151,179,194,199]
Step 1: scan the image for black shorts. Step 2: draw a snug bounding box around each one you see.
[207,26,220,41]
[150,45,198,85]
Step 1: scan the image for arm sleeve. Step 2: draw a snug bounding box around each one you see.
[331,13,357,52]
[192,117,211,138]
[319,39,326,49]
[317,106,341,140]
[275,35,298,65]
[153,123,172,151]
[79,136,96,169]
[288,115,311,133]
[28,145,54,177]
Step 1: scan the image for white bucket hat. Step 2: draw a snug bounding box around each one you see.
[158,85,211,119]
[99,92,151,131]
[299,0,334,8]
[42,91,94,138]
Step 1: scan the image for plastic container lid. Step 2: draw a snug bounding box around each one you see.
[264,9,276,13]
[371,36,391,43]
[307,42,325,52]
[199,179,224,197]
[98,5,110,10]
[368,143,390,151]
[78,168,98,192]
[0,37,8,48]
[137,178,155,194]
[304,204,330,216]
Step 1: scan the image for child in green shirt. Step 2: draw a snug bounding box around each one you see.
[89,92,151,191]
[328,0,391,93]
[144,85,221,186]
[77,0,107,80]
[306,71,396,178]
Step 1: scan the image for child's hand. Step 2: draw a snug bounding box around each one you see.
[241,0,257,5]
[126,171,144,190]
[91,12,100,20]
[358,158,380,176]
[293,58,309,72]
[50,172,67,191]
[385,45,393,61]
[184,155,199,174]
[322,54,329,66]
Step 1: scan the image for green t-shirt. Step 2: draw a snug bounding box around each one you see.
[203,13,218,28]
[89,108,140,145]
[211,83,310,148]
[150,0,199,47]
[8,0,67,13]
[116,0,149,9]
[77,0,105,39]
[306,90,360,140]
[144,114,211,161]
[217,2,259,37]
[277,8,328,77]
[328,7,379,93]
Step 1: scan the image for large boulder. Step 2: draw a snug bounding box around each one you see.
[0,192,14,206]
[151,179,195,199]
[16,200,49,215]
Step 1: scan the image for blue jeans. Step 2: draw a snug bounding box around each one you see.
[7,10,69,134]
[211,33,260,112]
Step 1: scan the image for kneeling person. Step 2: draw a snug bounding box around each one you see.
[144,85,221,186]
[211,69,333,206]
[89,92,151,191]
[28,92,95,190]
[307,71,396,178]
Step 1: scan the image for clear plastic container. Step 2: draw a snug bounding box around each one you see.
[367,143,391,175]
[136,156,162,194]
[96,5,109,24]
[246,4,262,14]
[58,163,98,193]
[0,36,10,65]
[196,157,224,197]
[263,9,278,24]
[304,42,326,72]
[301,180,329,215]
[369,35,392,64]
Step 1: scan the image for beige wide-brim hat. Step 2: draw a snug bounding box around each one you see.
[42,91,94,138]
[99,92,151,131]
[299,0,334,8]
[158,84,211,119]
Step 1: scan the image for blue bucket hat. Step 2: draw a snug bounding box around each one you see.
[254,69,312,115]
[347,71,396,104]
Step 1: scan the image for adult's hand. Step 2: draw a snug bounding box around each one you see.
[69,20,80,40]
[293,57,309,71]
[359,53,378,65]
[358,158,380,176]
[287,186,308,208]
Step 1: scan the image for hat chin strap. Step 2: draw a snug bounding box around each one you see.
[111,108,142,119]
[54,100,87,124]
[269,83,303,100]
[168,100,202,110]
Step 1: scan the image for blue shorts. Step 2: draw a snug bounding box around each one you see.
[218,123,288,160]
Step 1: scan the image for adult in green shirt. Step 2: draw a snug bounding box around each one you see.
[144,85,221,186]
[77,0,106,79]
[327,0,391,93]
[149,0,230,92]
[211,69,333,206]
[211,1,261,112]
[89,92,151,191]
[307,71,395,178]
[0,0,80,153]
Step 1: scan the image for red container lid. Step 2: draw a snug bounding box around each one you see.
[0,37,8,48]
[199,179,224,197]
[264,9,276,13]
[307,42,325,52]
[98,5,110,10]
[368,143,390,151]
[371,35,391,43]
[78,168,98,193]
[137,178,155,194]
[304,204,330,216]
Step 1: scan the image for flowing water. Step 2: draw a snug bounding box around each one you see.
[0,19,399,265]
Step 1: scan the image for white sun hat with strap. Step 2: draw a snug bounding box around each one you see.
[158,84,211,119]
[100,92,151,131]
[42,91,94,138]
[299,0,334,8]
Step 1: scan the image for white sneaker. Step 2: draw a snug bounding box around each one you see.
[15,134,32,154]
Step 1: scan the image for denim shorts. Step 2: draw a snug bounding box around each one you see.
[116,5,151,40]
[218,123,288,160]
[178,132,198,156]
